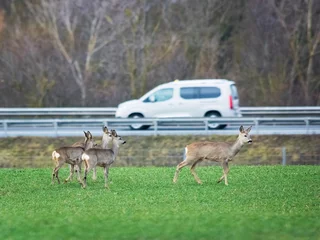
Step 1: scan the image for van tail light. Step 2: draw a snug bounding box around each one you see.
[229,95,233,109]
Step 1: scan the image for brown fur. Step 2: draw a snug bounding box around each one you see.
[69,127,112,181]
[51,131,95,184]
[173,125,252,185]
[81,129,126,189]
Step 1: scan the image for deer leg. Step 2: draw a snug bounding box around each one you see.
[173,160,189,183]
[217,174,225,183]
[52,161,64,184]
[54,167,61,184]
[65,164,74,183]
[92,167,97,181]
[217,161,229,185]
[52,170,56,184]
[190,160,202,184]
[82,161,93,188]
[104,166,110,189]
[74,165,80,178]
[76,164,82,183]
[223,161,230,186]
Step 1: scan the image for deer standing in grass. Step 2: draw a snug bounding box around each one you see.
[71,127,113,181]
[173,125,252,185]
[51,131,95,184]
[81,129,126,189]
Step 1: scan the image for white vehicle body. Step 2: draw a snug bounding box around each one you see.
[116,79,242,129]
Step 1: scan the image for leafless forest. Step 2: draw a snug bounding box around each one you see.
[0,0,319,107]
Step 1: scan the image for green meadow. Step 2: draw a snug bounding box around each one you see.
[0,166,319,240]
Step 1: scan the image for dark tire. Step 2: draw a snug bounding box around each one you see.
[205,112,227,130]
[129,113,150,130]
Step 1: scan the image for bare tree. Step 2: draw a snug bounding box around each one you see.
[1,0,319,107]
[26,0,124,106]
[270,0,320,105]
[121,1,179,98]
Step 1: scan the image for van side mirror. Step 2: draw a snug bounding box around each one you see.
[149,95,156,102]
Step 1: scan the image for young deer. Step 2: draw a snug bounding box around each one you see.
[81,129,126,189]
[66,131,94,182]
[173,125,252,185]
[51,131,95,184]
[71,127,113,181]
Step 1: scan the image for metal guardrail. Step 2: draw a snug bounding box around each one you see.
[240,106,320,116]
[0,106,320,118]
[0,117,319,137]
[0,107,118,117]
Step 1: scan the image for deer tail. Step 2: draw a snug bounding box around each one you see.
[52,150,60,161]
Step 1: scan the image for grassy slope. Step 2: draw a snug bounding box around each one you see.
[0,166,319,240]
[0,135,320,167]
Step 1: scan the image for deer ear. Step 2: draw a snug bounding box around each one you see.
[111,129,117,137]
[87,131,92,139]
[103,126,108,133]
[83,131,88,139]
[239,125,244,133]
[246,126,252,133]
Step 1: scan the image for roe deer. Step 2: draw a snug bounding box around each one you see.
[67,131,95,182]
[51,131,95,184]
[71,127,113,181]
[173,125,252,185]
[81,129,126,189]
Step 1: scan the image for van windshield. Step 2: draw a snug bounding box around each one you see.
[143,88,174,102]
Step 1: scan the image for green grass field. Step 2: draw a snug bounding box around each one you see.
[0,166,319,240]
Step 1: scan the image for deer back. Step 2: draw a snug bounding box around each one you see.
[186,142,233,161]
[53,146,85,164]
[83,148,115,165]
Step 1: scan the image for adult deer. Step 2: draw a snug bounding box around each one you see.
[81,129,126,189]
[51,131,95,184]
[173,125,252,185]
[71,127,113,181]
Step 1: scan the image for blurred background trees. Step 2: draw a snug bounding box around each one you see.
[0,0,319,107]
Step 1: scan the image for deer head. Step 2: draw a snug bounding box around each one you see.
[111,129,126,145]
[238,125,252,145]
[101,126,113,149]
[84,131,95,150]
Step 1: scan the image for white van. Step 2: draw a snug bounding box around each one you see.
[115,79,242,129]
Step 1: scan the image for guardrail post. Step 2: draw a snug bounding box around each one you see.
[205,119,209,135]
[305,118,310,134]
[153,120,158,136]
[3,120,8,137]
[254,119,259,135]
[53,120,58,137]
[282,147,286,166]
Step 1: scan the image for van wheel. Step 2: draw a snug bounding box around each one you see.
[129,113,150,130]
[205,112,227,130]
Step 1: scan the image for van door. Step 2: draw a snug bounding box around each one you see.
[177,86,222,117]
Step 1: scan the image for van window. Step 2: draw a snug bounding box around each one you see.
[144,88,173,102]
[230,84,239,100]
[180,87,221,99]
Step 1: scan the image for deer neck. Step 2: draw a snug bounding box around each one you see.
[101,141,110,149]
[230,137,244,157]
[101,135,110,149]
[111,142,120,158]
[84,141,93,150]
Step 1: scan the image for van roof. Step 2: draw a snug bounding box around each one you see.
[160,79,235,87]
